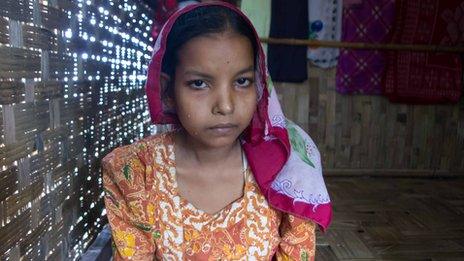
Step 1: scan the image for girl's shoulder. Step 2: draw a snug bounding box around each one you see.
[101,131,174,172]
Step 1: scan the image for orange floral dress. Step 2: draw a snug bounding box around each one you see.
[102,132,316,260]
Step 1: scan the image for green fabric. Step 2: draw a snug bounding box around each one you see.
[287,120,316,168]
[240,0,271,54]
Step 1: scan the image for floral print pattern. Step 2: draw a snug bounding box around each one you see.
[102,132,316,260]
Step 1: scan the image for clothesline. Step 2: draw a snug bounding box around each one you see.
[260,37,464,53]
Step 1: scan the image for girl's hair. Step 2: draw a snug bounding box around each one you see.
[161,5,258,99]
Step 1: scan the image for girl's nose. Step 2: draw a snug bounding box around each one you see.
[212,85,234,115]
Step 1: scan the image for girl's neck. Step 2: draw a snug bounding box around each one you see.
[174,129,241,168]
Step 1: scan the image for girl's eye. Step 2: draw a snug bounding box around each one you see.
[235,77,253,88]
[188,80,208,89]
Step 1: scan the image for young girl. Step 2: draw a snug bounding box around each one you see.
[102,2,332,260]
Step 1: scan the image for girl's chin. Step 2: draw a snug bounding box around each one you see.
[202,136,239,148]
[185,132,240,149]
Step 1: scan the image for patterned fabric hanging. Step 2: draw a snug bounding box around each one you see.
[307,0,343,68]
[336,0,396,94]
[383,0,463,103]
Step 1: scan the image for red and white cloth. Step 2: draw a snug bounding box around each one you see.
[384,0,463,103]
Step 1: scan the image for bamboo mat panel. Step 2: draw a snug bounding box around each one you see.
[0,17,9,44]
[0,0,34,23]
[274,66,464,176]
[316,177,464,260]
[0,0,154,259]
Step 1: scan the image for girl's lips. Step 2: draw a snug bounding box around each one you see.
[208,123,238,135]
[210,123,237,129]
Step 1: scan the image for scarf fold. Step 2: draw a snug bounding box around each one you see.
[145,2,332,231]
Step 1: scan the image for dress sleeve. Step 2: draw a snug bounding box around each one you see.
[274,214,316,261]
[102,144,156,260]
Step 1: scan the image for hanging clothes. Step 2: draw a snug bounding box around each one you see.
[307,0,343,68]
[267,0,309,82]
[151,0,178,41]
[383,0,463,103]
[240,0,271,56]
[335,0,396,94]
[344,0,362,4]
[178,0,199,9]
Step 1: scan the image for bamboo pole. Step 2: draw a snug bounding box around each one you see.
[324,168,464,178]
[260,37,464,53]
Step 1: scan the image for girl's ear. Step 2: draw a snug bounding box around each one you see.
[160,72,176,110]
[160,72,171,92]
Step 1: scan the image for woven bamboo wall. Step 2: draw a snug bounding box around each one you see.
[275,66,464,176]
[0,0,153,259]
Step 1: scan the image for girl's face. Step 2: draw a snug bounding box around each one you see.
[172,31,257,149]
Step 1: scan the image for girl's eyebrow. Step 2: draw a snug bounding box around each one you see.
[184,70,214,80]
[183,65,254,79]
[234,66,254,76]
